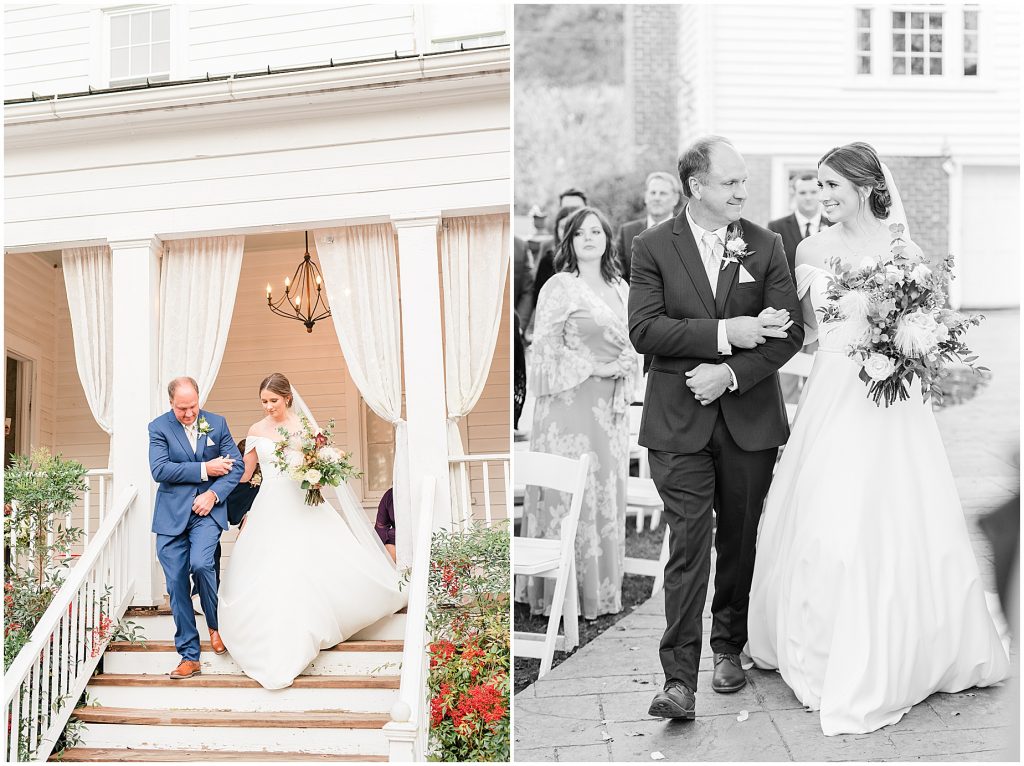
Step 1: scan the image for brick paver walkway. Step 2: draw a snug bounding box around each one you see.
[514,310,1019,762]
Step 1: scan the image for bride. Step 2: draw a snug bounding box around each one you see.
[218,372,407,689]
[746,142,1010,735]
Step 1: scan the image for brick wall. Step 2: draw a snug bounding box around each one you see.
[881,156,947,262]
[625,5,681,173]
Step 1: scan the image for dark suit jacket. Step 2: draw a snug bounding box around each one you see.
[767,213,832,278]
[616,218,646,283]
[628,210,804,454]
[513,236,534,324]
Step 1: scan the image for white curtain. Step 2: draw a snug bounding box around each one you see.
[290,385,395,569]
[157,235,244,411]
[440,214,511,453]
[62,246,114,436]
[313,225,411,568]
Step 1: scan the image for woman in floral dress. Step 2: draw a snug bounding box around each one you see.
[517,206,639,620]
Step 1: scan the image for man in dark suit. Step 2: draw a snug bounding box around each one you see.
[767,172,832,278]
[616,171,682,283]
[513,235,535,326]
[768,172,831,402]
[628,136,803,720]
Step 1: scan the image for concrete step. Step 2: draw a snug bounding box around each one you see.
[125,611,407,641]
[72,707,389,756]
[54,747,386,762]
[87,674,400,712]
[102,640,403,677]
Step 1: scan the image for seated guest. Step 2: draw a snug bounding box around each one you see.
[375,488,397,562]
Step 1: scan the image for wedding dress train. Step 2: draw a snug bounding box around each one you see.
[746,264,1010,736]
[218,436,407,689]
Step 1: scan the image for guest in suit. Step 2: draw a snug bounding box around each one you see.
[558,187,587,210]
[616,171,682,283]
[374,488,397,563]
[514,235,535,326]
[768,173,832,403]
[767,172,832,278]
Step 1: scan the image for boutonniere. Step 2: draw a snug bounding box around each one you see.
[197,416,212,437]
[720,224,754,270]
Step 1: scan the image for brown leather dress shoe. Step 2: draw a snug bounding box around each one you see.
[648,682,696,719]
[169,659,201,679]
[209,629,227,655]
[712,652,746,693]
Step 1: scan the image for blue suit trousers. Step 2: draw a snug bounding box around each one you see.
[156,512,221,661]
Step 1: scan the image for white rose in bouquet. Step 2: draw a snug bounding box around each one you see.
[317,446,341,464]
[285,449,304,470]
[895,309,940,356]
[909,263,932,284]
[862,353,897,382]
[304,468,322,485]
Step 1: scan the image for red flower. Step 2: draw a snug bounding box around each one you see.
[315,432,328,449]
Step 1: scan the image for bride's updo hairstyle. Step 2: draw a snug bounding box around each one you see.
[259,372,294,408]
[818,142,892,220]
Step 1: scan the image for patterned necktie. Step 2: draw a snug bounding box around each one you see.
[701,231,721,297]
[804,221,812,239]
[186,424,197,452]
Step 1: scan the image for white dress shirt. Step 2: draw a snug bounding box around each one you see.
[685,208,738,391]
[794,210,824,238]
[185,422,210,483]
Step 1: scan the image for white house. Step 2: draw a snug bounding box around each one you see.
[625,3,1019,309]
[4,4,510,761]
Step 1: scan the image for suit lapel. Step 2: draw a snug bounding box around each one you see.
[167,411,194,458]
[786,214,801,245]
[671,210,715,318]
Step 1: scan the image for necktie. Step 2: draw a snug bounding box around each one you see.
[804,221,812,238]
[186,424,197,452]
[701,231,721,297]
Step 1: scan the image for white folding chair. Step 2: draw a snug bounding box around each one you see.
[779,351,815,425]
[513,450,590,678]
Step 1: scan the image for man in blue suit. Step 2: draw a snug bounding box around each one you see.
[149,377,243,679]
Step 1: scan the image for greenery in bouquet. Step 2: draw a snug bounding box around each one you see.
[424,522,510,762]
[271,415,360,506]
[818,223,986,407]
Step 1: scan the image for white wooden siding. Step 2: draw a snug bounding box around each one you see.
[5,93,510,247]
[695,4,1019,161]
[4,253,58,453]
[185,4,417,74]
[3,4,507,100]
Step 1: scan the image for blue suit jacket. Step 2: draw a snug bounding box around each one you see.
[148,410,243,536]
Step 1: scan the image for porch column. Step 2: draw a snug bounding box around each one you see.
[109,237,162,606]
[392,214,452,531]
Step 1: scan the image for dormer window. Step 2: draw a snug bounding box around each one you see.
[108,6,170,86]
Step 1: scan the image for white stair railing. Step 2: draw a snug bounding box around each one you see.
[5,470,113,570]
[384,475,436,762]
[448,453,511,530]
[3,484,138,763]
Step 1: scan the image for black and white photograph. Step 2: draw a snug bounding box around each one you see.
[512,4,1019,762]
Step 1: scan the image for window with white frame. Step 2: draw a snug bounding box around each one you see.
[362,401,396,498]
[108,6,171,86]
[419,4,508,53]
[891,9,944,76]
[855,8,872,74]
[963,7,979,75]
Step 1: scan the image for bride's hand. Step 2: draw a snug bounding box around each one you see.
[758,307,791,328]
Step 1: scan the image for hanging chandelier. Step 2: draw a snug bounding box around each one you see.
[266,231,332,333]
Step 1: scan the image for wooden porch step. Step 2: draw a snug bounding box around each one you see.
[90,673,400,689]
[106,639,403,653]
[53,747,386,761]
[73,706,390,729]
[125,603,407,618]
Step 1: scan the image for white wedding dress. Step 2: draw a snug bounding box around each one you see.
[746,264,1010,736]
[218,436,407,689]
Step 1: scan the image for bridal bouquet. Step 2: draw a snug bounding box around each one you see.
[271,415,361,506]
[818,223,987,408]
